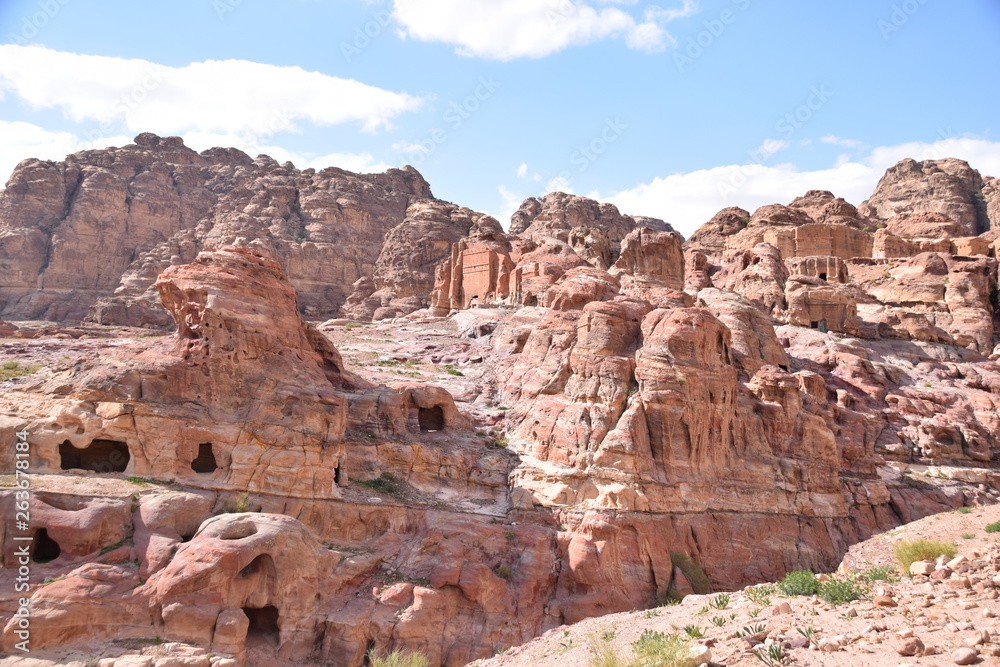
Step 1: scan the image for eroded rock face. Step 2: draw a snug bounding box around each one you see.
[717,244,789,314]
[686,207,749,254]
[509,192,672,270]
[688,192,874,261]
[609,227,685,293]
[0,134,437,324]
[783,276,860,336]
[0,247,468,501]
[866,252,997,352]
[5,151,1000,667]
[149,513,337,657]
[342,201,500,320]
[859,158,990,235]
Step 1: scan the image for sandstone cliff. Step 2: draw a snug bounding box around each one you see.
[0,133,443,325]
[3,151,1000,667]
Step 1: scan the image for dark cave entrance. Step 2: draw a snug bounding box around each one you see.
[190,443,219,474]
[243,605,280,648]
[59,439,130,473]
[418,405,445,432]
[818,272,827,281]
[32,528,61,563]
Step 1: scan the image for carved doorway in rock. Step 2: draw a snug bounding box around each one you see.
[32,528,61,563]
[243,605,280,648]
[418,405,445,432]
[190,443,219,474]
[59,439,130,473]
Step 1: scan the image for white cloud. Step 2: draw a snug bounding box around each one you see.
[603,137,1000,238]
[497,185,526,230]
[753,138,787,160]
[516,162,529,178]
[821,135,864,148]
[0,45,422,138]
[547,174,575,193]
[0,121,132,186]
[389,0,697,60]
[393,141,428,154]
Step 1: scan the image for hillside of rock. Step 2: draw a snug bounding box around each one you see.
[0,133,436,325]
[1,147,1000,667]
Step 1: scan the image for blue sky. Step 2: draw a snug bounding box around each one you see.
[0,0,998,236]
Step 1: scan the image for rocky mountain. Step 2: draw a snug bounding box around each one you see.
[2,145,1000,667]
[0,133,437,326]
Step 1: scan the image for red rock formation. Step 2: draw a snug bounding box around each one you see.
[859,158,990,235]
[686,207,749,254]
[717,244,789,314]
[785,256,849,283]
[609,227,685,293]
[342,202,501,320]
[509,193,671,270]
[6,151,1000,667]
[783,276,860,335]
[873,228,990,259]
[0,133,440,324]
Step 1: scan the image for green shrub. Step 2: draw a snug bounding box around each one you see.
[986,521,1000,533]
[777,570,819,596]
[368,649,430,667]
[956,506,972,514]
[817,578,861,605]
[894,539,958,569]
[356,473,406,498]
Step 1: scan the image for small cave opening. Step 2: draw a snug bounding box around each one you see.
[59,439,130,473]
[935,430,957,450]
[818,272,827,281]
[238,553,275,580]
[418,405,445,432]
[522,294,538,307]
[190,443,219,474]
[243,605,280,648]
[32,528,61,563]
[180,531,195,543]
[334,463,345,486]
[322,359,344,387]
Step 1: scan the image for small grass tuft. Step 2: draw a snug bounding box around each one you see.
[986,521,1000,534]
[224,491,252,513]
[894,538,958,569]
[368,649,430,667]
